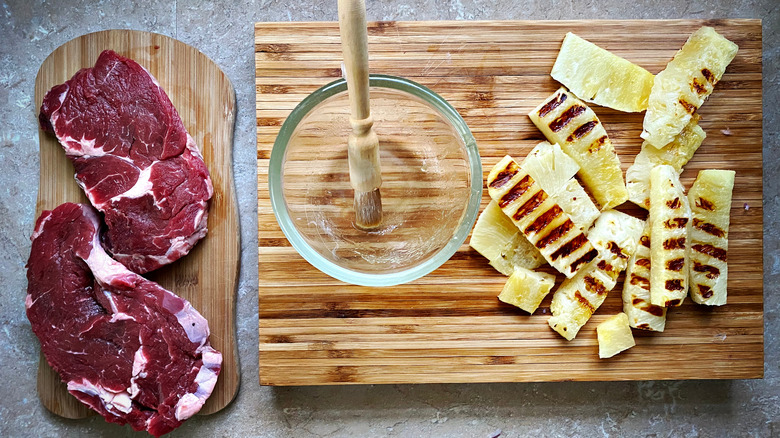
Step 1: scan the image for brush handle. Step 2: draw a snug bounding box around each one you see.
[338,0,381,193]
[338,0,370,120]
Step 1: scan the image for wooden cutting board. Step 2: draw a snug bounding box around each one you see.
[256,20,763,385]
[34,30,240,417]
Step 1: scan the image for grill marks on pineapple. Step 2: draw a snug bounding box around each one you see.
[666,258,685,272]
[574,291,595,313]
[679,98,697,114]
[693,261,721,279]
[535,219,574,249]
[550,233,587,261]
[640,235,651,248]
[692,78,707,94]
[630,273,650,289]
[489,161,519,189]
[549,105,585,132]
[698,284,714,299]
[695,197,715,211]
[587,135,608,153]
[664,217,688,229]
[645,304,666,317]
[607,241,628,259]
[632,296,665,317]
[525,205,563,235]
[569,248,598,274]
[537,92,567,117]
[513,190,547,221]
[567,120,598,142]
[635,258,651,268]
[702,68,716,84]
[499,175,533,208]
[692,218,725,238]
[663,237,686,250]
[691,68,716,96]
[584,274,607,296]
[667,197,682,209]
[692,243,728,262]
[665,279,684,291]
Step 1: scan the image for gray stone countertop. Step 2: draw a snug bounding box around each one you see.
[1,0,778,436]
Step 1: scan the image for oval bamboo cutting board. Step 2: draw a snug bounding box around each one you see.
[34,30,240,417]
[256,19,763,385]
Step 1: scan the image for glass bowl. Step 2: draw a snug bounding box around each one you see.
[269,75,481,286]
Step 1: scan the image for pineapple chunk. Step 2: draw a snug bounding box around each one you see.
[649,165,691,307]
[642,26,738,148]
[551,32,655,112]
[470,200,546,275]
[498,267,556,314]
[688,169,735,305]
[529,88,628,209]
[597,313,636,359]
[521,142,580,194]
[627,116,706,209]
[555,178,600,233]
[521,142,599,231]
[487,155,598,278]
[622,223,667,331]
[548,210,644,340]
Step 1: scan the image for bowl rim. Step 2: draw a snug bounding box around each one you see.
[269,74,482,286]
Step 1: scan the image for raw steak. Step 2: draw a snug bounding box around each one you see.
[26,203,222,437]
[39,50,213,274]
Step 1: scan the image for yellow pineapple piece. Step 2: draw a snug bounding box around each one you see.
[487,155,598,278]
[649,165,691,307]
[551,32,655,112]
[548,210,644,340]
[597,313,636,359]
[521,142,599,231]
[622,223,667,331]
[529,88,628,210]
[498,267,556,314]
[521,142,580,194]
[688,169,735,305]
[470,200,546,275]
[627,115,706,209]
[642,26,738,148]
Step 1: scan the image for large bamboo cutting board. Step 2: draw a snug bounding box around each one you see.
[34,30,240,417]
[256,20,763,385]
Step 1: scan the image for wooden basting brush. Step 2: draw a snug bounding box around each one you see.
[339,0,383,230]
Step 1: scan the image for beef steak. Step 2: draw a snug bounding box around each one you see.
[39,50,213,274]
[26,203,222,437]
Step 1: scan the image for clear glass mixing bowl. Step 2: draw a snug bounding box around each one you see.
[269,75,481,286]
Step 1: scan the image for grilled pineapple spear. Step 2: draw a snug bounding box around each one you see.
[471,143,599,275]
[642,26,738,148]
[649,165,691,307]
[548,210,644,340]
[487,155,598,278]
[688,169,735,305]
[627,115,706,209]
[622,223,667,331]
[551,32,655,113]
[529,88,628,210]
[470,200,546,275]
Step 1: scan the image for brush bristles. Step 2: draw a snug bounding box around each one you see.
[354,188,382,230]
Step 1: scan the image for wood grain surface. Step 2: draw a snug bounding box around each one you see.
[256,20,763,385]
[34,30,240,417]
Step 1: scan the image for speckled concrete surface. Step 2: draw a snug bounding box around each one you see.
[0,0,777,437]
